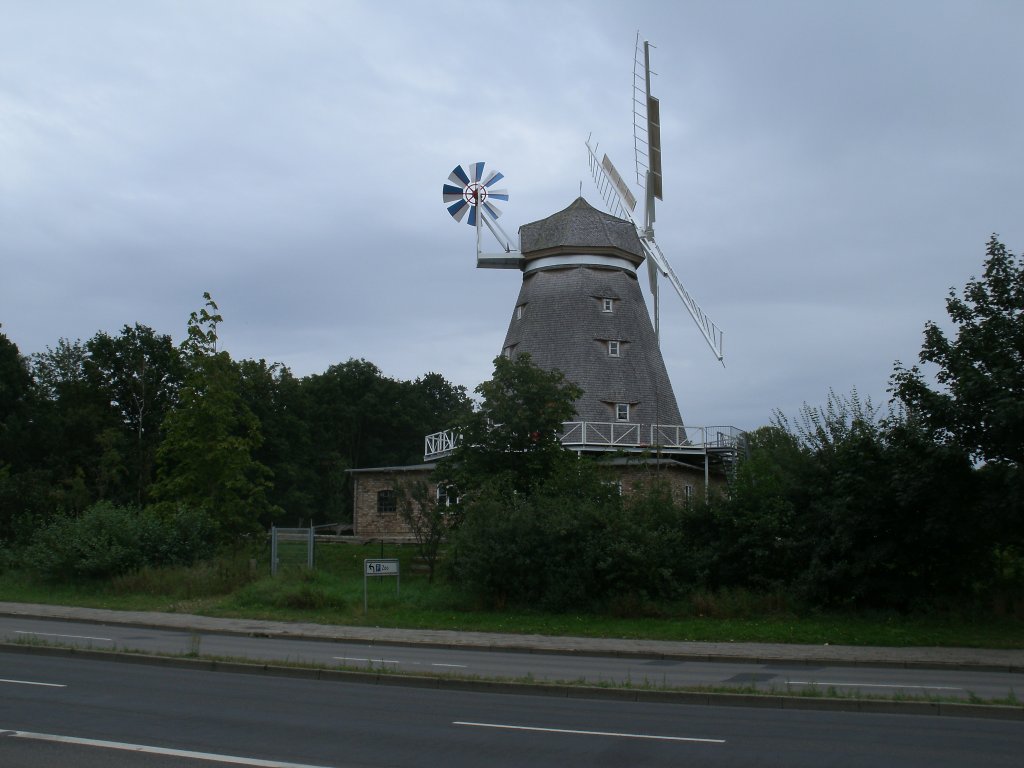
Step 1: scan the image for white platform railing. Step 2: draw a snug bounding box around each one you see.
[424,422,746,462]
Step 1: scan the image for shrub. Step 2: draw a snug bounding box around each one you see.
[23,501,217,581]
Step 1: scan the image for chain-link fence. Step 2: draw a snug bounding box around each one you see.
[270,526,314,575]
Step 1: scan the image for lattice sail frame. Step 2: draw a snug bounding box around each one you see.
[586,35,725,365]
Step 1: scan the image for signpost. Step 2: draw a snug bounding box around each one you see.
[363,558,400,613]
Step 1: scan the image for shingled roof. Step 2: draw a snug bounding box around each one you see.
[519,197,645,265]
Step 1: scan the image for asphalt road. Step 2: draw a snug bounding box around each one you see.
[2,651,1022,768]
[1,615,1021,702]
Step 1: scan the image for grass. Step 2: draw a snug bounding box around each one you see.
[1,541,1022,649]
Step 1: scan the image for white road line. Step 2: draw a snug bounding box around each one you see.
[453,721,726,744]
[0,678,66,688]
[15,630,113,642]
[432,663,468,668]
[332,656,400,665]
[788,681,963,690]
[1,728,336,768]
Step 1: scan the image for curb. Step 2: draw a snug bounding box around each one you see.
[2,605,1022,673]
[4,642,1022,722]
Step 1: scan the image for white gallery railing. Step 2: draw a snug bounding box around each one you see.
[424,423,746,462]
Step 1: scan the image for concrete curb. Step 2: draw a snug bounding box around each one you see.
[2,602,1023,672]
[4,641,1022,721]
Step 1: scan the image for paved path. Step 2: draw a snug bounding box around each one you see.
[1,601,1021,671]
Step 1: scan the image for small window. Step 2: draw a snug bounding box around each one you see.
[516,304,525,320]
[503,345,515,359]
[683,484,695,503]
[602,298,613,313]
[616,403,629,421]
[608,340,620,357]
[376,489,397,514]
[436,483,459,507]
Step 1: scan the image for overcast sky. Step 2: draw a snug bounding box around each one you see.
[2,0,1021,431]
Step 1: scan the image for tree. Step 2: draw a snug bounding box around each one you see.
[27,338,122,512]
[86,324,184,505]
[893,235,1023,568]
[301,361,472,521]
[0,326,30,424]
[397,479,449,583]
[152,294,276,539]
[237,358,317,525]
[892,235,1024,468]
[442,353,582,497]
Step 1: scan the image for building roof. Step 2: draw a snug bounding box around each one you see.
[519,197,644,265]
[346,464,437,474]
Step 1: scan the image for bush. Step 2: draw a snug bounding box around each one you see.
[23,501,217,581]
[449,467,696,612]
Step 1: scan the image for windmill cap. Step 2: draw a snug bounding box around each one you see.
[519,197,644,266]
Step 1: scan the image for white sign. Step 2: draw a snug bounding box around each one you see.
[363,558,400,613]
[364,559,399,576]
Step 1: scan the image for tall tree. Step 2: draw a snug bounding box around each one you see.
[442,353,582,497]
[152,294,275,539]
[27,338,121,511]
[892,235,1024,467]
[86,324,184,505]
[237,358,317,525]
[0,326,31,424]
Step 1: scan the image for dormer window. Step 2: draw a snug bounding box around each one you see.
[516,304,525,320]
[602,298,613,313]
[608,340,620,357]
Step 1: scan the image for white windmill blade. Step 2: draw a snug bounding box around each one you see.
[586,137,636,222]
[642,237,725,365]
[587,137,725,364]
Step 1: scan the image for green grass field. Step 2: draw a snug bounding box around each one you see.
[1,540,1021,649]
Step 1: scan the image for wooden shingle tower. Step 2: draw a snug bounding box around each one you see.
[501,197,682,436]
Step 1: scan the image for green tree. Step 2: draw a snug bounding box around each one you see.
[86,324,184,505]
[397,479,450,583]
[443,353,582,497]
[301,361,471,522]
[27,338,121,512]
[892,235,1024,467]
[152,294,276,539]
[0,326,31,424]
[237,358,317,525]
[893,234,1023,580]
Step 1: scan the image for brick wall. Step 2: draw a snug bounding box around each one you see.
[614,461,727,503]
[352,468,433,538]
[352,460,726,539]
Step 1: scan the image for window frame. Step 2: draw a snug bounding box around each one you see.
[376,489,397,514]
[608,340,620,357]
[615,402,630,421]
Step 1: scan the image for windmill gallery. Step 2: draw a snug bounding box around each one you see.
[348,39,746,540]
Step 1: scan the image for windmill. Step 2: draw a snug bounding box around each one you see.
[586,33,725,365]
[434,36,734,457]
